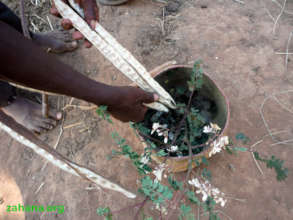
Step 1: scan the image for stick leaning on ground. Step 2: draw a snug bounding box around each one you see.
[0,111,136,199]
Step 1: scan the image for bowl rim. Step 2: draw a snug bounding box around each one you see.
[141,64,230,161]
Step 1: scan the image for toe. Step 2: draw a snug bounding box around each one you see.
[34,127,47,134]
[39,123,53,130]
[50,41,78,53]
[42,118,57,127]
[49,109,62,121]
[66,41,78,51]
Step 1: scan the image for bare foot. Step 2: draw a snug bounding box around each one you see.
[31,30,78,53]
[2,97,62,133]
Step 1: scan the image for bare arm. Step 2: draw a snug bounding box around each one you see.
[0,21,156,122]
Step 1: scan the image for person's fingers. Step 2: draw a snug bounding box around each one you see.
[50,7,61,17]
[141,92,157,104]
[72,31,84,40]
[90,20,96,29]
[50,0,68,17]
[81,0,99,25]
[74,0,82,5]
[84,40,92,48]
[93,3,100,22]
[61,19,73,30]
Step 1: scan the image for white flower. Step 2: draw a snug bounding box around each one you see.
[140,155,149,165]
[152,164,166,182]
[151,123,161,135]
[188,178,227,207]
[151,123,169,143]
[155,203,168,215]
[167,145,178,152]
[203,125,213,133]
[209,136,229,157]
[188,178,201,188]
[203,123,221,134]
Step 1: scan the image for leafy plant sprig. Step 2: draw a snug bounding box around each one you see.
[96,105,113,124]
[97,207,112,220]
[138,176,173,205]
[254,152,288,181]
[111,132,152,175]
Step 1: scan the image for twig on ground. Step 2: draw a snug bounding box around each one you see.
[273,0,287,35]
[252,152,264,175]
[41,117,65,171]
[62,104,96,111]
[35,182,45,195]
[276,52,293,54]
[85,185,101,191]
[152,0,168,3]
[226,196,246,203]
[54,118,65,149]
[32,14,47,24]
[249,140,264,150]
[31,21,40,32]
[249,139,265,175]
[133,197,149,220]
[47,15,54,31]
[249,129,291,175]
[285,31,293,70]
[272,0,293,16]
[264,7,275,22]
[232,0,244,4]
[64,122,83,130]
[271,138,293,146]
[259,90,293,142]
[273,95,293,113]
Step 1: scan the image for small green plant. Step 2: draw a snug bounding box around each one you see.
[96,105,113,124]
[179,204,194,220]
[139,176,173,204]
[111,132,152,175]
[97,207,112,220]
[253,152,288,181]
[95,61,288,220]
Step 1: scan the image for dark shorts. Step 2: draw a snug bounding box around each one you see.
[0,2,22,107]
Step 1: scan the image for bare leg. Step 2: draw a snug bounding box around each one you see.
[2,97,62,133]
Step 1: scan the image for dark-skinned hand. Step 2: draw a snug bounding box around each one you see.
[50,0,99,48]
[107,86,159,122]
